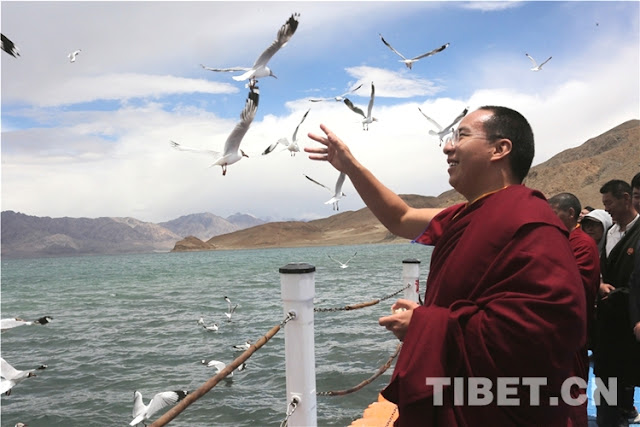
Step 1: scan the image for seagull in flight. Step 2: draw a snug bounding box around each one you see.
[304,172,347,211]
[379,34,449,70]
[308,84,363,102]
[1,34,20,57]
[262,109,309,156]
[201,13,300,87]
[417,106,469,146]
[1,316,53,332]
[1,357,47,396]
[68,49,81,63]
[525,53,552,71]
[130,389,188,426]
[344,82,377,131]
[328,252,358,269]
[224,296,238,322]
[170,86,259,176]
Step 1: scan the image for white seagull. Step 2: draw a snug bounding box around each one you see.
[304,172,347,211]
[262,109,310,156]
[68,49,81,63]
[1,316,53,332]
[328,252,358,269]
[200,13,300,87]
[1,33,20,58]
[232,340,252,351]
[308,84,363,102]
[130,389,188,426]
[201,360,246,382]
[203,323,219,332]
[1,357,47,396]
[170,86,259,176]
[417,106,469,145]
[525,53,552,71]
[379,34,449,70]
[343,82,377,131]
[224,296,238,322]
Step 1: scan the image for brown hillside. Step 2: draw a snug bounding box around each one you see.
[174,120,639,251]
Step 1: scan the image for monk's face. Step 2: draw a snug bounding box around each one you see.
[443,109,498,201]
[633,186,640,214]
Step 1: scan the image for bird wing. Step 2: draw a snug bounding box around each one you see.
[327,255,345,266]
[0,378,16,394]
[410,42,450,61]
[0,357,20,380]
[379,34,407,61]
[539,56,552,68]
[146,390,184,419]
[340,83,363,98]
[261,141,280,155]
[366,83,375,118]
[251,13,300,69]
[525,53,538,67]
[292,109,310,141]
[222,87,259,157]
[443,107,469,130]
[417,107,443,131]
[1,318,30,331]
[344,251,358,265]
[169,141,221,158]
[131,391,146,420]
[308,97,330,102]
[343,99,366,118]
[206,360,226,372]
[333,172,346,198]
[200,64,250,73]
[1,34,20,57]
[304,174,332,193]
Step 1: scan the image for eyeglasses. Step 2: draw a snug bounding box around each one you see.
[444,128,503,147]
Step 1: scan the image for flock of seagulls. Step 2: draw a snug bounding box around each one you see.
[162,11,553,210]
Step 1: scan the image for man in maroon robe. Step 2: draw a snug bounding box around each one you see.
[549,192,601,426]
[306,106,586,426]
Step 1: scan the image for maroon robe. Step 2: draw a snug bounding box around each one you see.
[567,226,601,427]
[381,185,586,426]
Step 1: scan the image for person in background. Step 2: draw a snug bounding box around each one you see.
[581,209,613,254]
[548,192,600,427]
[580,205,596,223]
[595,179,640,427]
[306,106,585,426]
[630,172,640,344]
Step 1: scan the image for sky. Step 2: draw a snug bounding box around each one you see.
[1,1,638,223]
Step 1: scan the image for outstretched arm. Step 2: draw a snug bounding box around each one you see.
[305,124,442,239]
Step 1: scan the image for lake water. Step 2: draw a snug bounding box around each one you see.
[1,243,638,426]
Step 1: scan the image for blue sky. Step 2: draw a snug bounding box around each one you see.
[1,1,638,223]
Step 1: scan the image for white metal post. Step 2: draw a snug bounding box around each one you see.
[280,262,317,427]
[402,258,421,303]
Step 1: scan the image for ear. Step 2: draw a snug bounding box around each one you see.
[490,138,512,161]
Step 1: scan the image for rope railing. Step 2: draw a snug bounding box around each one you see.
[149,312,296,427]
[317,342,402,396]
[313,284,410,312]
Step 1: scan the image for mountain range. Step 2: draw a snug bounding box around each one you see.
[1,119,638,258]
